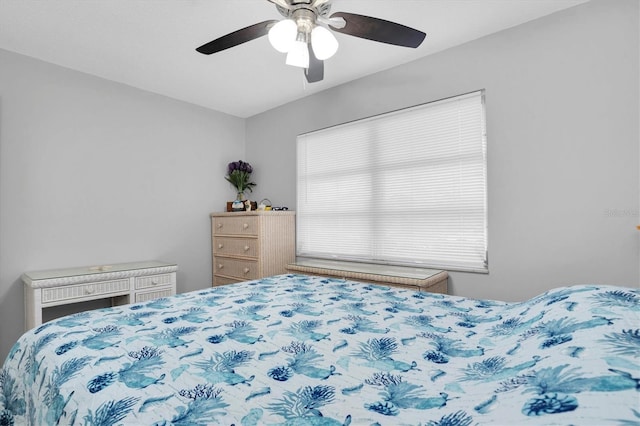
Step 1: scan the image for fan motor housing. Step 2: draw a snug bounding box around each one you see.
[276,0,331,19]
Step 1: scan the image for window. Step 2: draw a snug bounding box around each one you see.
[296,91,487,272]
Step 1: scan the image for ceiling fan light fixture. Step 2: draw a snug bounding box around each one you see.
[285,38,309,68]
[197,1,427,84]
[268,19,297,53]
[311,25,338,60]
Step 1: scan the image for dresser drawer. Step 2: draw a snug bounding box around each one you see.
[41,279,130,305]
[213,237,258,257]
[213,257,259,280]
[213,275,244,286]
[213,216,258,236]
[135,273,175,290]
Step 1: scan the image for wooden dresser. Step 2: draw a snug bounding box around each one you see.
[211,211,295,286]
[287,259,448,294]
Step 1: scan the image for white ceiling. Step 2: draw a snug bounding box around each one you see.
[0,0,588,118]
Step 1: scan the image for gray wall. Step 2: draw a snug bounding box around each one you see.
[246,0,640,300]
[0,49,245,360]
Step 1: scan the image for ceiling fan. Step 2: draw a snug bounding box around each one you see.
[196,0,426,83]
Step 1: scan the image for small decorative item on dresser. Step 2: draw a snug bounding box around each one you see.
[258,199,272,211]
[231,198,245,212]
[225,160,256,212]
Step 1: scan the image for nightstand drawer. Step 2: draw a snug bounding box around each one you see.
[135,288,175,303]
[213,216,258,236]
[213,237,258,257]
[213,257,259,280]
[135,273,175,290]
[41,279,130,305]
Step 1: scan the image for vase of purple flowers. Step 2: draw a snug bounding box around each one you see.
[225,160,256,211]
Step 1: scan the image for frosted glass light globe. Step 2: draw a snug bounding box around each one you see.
[311,25,338,60]
[286,40,310,68]
[268,19,297,53]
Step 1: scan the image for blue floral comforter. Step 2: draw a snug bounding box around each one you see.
[1,274,639,425]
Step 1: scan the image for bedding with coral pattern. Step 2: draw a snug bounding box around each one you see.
[1,274,639,425]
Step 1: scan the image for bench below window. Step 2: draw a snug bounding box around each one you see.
[286,259,447,294]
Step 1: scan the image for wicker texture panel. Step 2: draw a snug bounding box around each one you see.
[41,279,130,304]
[258,214,295,277]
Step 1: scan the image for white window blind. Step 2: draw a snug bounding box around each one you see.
[296,90,488,272]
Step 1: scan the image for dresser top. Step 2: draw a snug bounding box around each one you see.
[22,260,177,287]
[211,211,295,217]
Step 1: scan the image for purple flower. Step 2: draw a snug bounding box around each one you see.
[225,160,256,193]
[228,160,252,174]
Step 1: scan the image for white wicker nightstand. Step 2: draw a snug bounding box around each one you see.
[22,260,177,330]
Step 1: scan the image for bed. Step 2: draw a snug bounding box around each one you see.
[1,274,638,425]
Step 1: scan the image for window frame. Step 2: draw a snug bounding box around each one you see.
[296,90,488,273]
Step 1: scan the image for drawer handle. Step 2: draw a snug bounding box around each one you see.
[85,286,95,295]
[217,223,223,229]
[151,279,159,286]
[243,223,249,229]
[243,245,250,251]
[218,244,224,249]
[218,264,224,269]
[243,267,250,274]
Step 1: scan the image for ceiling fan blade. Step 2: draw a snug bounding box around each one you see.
[196,20,278,54]
[305,44,324,83]
[328,12,425,48]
